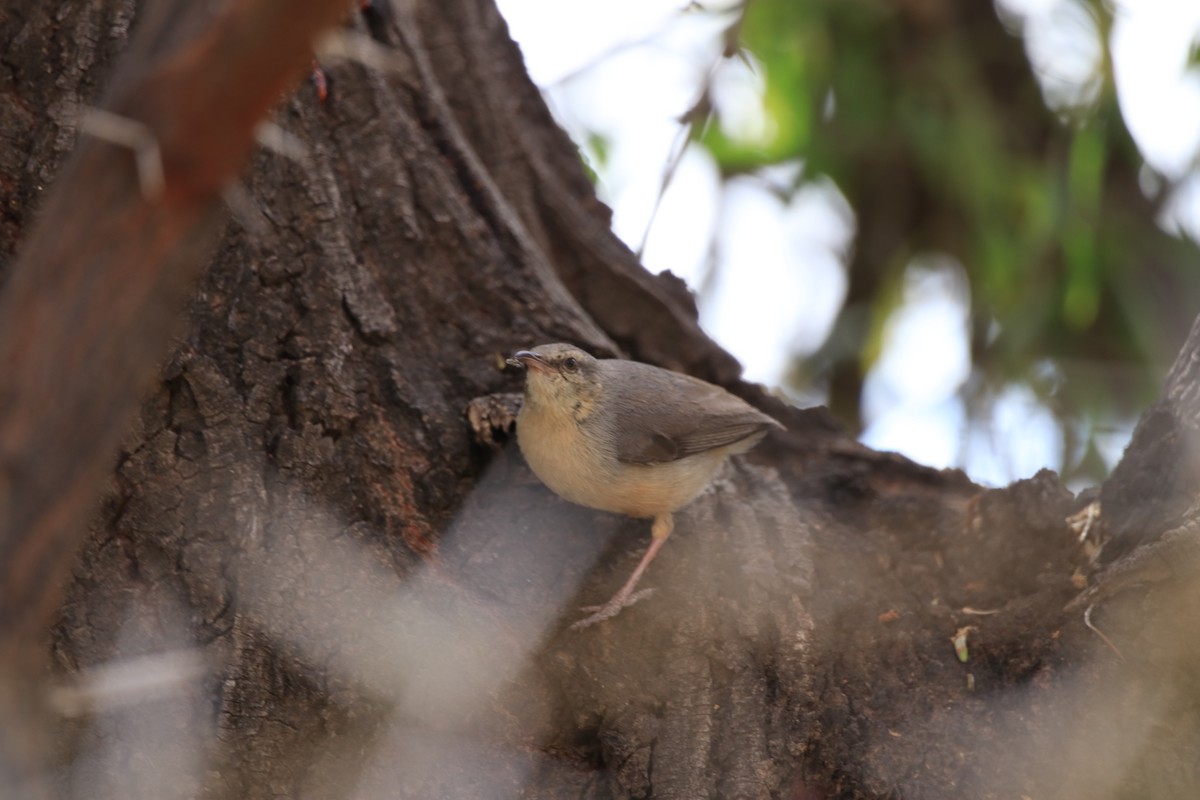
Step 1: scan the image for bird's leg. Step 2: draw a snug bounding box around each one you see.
[570,513,675,630]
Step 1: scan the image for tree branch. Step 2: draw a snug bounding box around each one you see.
[0,0,348,656]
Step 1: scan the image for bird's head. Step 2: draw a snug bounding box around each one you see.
[508,343,602,419]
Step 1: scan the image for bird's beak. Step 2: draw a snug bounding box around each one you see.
[507,350,554,374]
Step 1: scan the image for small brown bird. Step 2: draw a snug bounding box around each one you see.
[508,343,782,629]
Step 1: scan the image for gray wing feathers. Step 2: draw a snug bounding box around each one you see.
[601,361,779,465]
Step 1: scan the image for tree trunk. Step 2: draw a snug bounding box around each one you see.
[3,1,1199,798]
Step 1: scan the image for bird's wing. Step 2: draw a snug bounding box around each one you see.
[604,362,780,465]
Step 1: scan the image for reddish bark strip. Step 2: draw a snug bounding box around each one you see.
[0,0,349,645]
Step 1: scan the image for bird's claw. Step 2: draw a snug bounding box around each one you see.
[569,588,656,630]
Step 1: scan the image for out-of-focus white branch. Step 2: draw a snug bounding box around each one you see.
[49,649,208,717]
[79,107,166,200]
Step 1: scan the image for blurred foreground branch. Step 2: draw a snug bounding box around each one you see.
[0,0,349,791]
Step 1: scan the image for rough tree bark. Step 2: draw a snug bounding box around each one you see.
[2,1,1200,799]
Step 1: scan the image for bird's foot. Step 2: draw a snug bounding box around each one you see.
[464,392,523,448]
[569,588,656,631]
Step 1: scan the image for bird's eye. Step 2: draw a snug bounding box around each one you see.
[563,357,579,372]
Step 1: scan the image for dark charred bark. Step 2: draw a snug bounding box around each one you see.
[1100,316,1200,560]
[1,1,1199,799]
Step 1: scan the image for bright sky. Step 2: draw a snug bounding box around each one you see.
[497,0,1200,486]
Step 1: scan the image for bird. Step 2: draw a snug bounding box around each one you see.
[507,343,782,629]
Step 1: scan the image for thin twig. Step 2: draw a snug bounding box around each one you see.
[255,121,309,164]
[960,606,1001,616]
[635,107,700,259]
[48,649,209,717]
[316,29,404,74]
[79,107,165,199]
[1083,603,1125,662]
[222,182,268,237]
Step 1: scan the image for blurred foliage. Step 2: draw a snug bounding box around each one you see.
[688,0,1200,483]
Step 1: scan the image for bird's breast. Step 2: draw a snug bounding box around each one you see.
[517,403,620,511]
[516,402,727,519]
